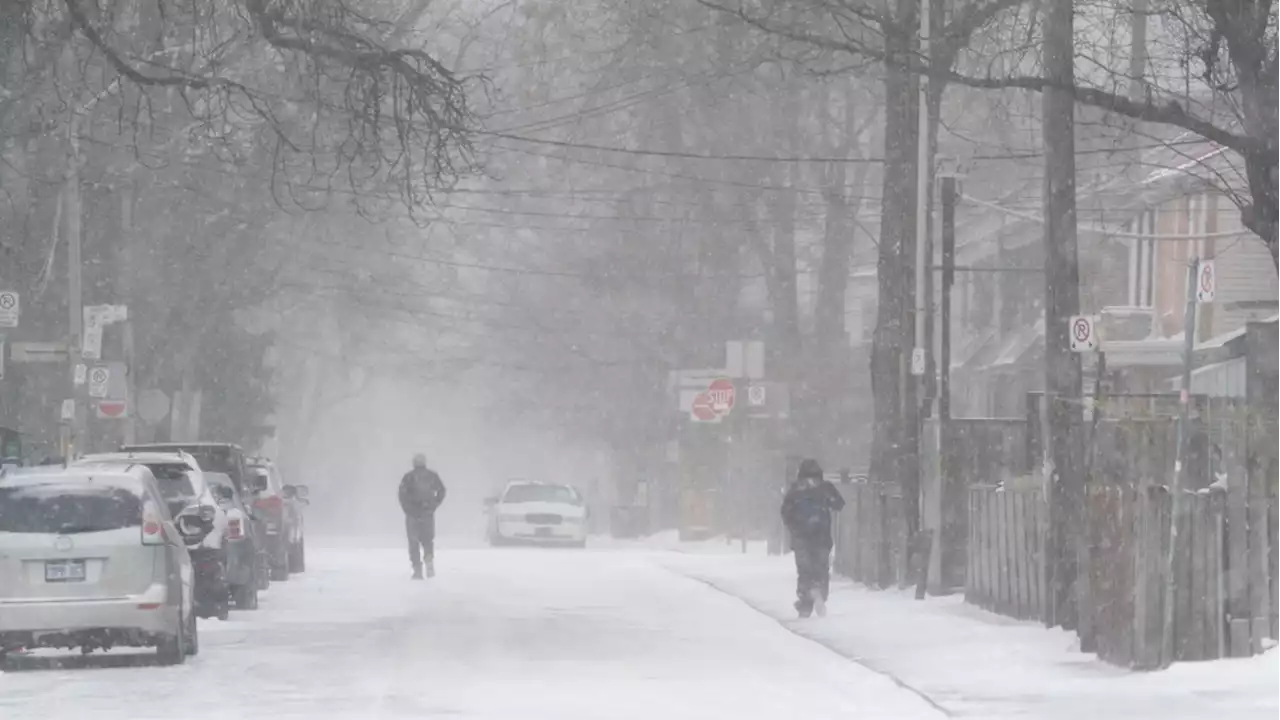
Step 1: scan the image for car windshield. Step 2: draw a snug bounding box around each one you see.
[502,484,581,505]
[0,483,142,534]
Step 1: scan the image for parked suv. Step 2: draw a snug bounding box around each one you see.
[245,459,309,580]
[122,443,251,496]
[0,466,207,665]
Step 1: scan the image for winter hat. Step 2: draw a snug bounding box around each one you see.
[797,458,823,481]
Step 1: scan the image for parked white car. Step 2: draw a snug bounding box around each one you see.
[0,466,205,664]
[486,481,589,548]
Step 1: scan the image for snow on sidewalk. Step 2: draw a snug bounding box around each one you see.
[663,550,1279,720]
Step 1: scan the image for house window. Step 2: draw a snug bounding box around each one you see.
[1127,209,1156,307]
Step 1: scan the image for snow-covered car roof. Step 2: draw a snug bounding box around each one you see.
[0,467,151,492]
[78,451,202,471]
[0,465,75,480]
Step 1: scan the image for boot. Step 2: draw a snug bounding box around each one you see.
[425,558,435,578]
[411,565,424,580]
[794,599,813,618]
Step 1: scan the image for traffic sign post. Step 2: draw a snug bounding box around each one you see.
[88,366,110,399]
[1195,260,1216,304]
[1069,315,1099,352]
[0,291,19,328]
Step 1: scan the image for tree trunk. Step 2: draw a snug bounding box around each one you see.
[1041,0,1085,631]
[871,22,920,540]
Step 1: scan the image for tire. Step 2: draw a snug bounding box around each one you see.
[232,583,258,610]
[288,540,306,573]
[185,608,200,656]
[217,600,230,621]
[156,609,186,666]
[271,563,290,581]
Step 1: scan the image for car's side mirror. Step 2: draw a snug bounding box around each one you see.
[215,485,235,502]
[294,484,310,500]
[251,474,269,493]
[282,485,296,499]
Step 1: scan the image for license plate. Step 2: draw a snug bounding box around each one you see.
[535,527,552,537]
[45,560,87,583]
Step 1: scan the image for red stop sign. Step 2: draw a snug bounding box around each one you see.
[707,378,735,414]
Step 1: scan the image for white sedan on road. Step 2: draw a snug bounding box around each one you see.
[486,481,589,548]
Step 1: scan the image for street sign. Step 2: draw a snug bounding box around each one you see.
[73,364,87,386]
[81,324,103,360]
[690,393,718,422]
[138,388,171,424]
[1196,260,1216,303]
[60,399,75,422]
[707,378,735,414]
[88,366,110,398]
[96,399,128,420]
[10,341,68,363]
[1069,315,1099,352]
[0,291,18,328]
[747,385,767,406]
[725,340,765,380]
[910,347,926,376]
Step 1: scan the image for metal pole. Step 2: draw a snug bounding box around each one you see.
[66,107,84,459]
[939,175,956,422]
[913,0,931,382]
[1161,256,1199,666]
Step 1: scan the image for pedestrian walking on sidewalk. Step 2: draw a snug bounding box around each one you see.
[781,459,845,617]
[399,453,448,579]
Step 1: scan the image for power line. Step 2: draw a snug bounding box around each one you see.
[481,132,1212,164]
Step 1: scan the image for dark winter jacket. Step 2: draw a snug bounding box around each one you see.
[781,479,845,548]
[399,468,447,518]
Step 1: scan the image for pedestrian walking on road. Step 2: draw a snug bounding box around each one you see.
[399,453,447,580]
[781,459,845,618]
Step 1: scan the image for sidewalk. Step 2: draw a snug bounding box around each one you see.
[659,548,1278,720]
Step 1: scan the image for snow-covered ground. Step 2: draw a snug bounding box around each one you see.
[0,541,943,720]
[661,546,1279,720]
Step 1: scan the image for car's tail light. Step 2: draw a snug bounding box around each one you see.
[255,495,283,514]
[227,516,244,540]
[141,501,164,545]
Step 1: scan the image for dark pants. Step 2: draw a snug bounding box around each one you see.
[793,538,832,609]
[406,514,436,569]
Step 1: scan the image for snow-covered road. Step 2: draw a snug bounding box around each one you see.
[0,544,943,720]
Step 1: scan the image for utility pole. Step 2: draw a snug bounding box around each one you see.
[913,0,931,398]
[65,96,84,460]
[1162,257,1199,666]
[1041,0,1085,631]
[939,175,957,424]
[905,0,933,585]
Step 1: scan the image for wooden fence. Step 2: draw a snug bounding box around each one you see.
[958,391,1279,669]
[966,487,1047,620]
[833,480,909,589]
